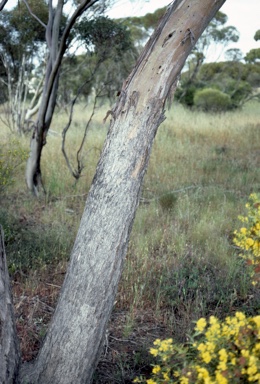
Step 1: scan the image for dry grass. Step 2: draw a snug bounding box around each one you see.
[0,100,260,380]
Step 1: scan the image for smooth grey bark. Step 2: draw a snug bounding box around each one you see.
[25,0,99,195]
[0,226,21,384]
[20,0,226,383]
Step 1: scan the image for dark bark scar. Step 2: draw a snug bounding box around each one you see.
[162,30,176,47]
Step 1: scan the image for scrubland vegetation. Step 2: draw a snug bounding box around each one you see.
[1,100,260,381]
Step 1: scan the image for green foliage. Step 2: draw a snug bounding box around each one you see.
[245,48,260,63]
[254,30,260,41]
[194,88,232,112]
[119,7,166,50]
[199,61,257,83]
[226,80,252,107]
[10,0,48,47]
[224,48,243,62]
[176,11,239,109]
[135,313,260,383]
[76,16,132,56]
[234,193,260,285]
[59,17,138,104]
[0,139,28,193]
[193,61,260,108]
[0,0,49,106]
[201,11,239,46]
[0,0,48,61]
[175,85,199,107]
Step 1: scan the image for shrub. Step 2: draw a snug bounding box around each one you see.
[175,85,198,107]
[194,88,232,112]
[0,139,28,193]
[135,312,260,383]
[233,193,260,285]
[134,196,260,383]
[158,193,177,211]
[226,80,252,107]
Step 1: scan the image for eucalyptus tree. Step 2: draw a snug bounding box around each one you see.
[24,0,106,195]
[245,31,260,63]
[175,10,239,107]
[0,0,48,133]
[0,1,226,383]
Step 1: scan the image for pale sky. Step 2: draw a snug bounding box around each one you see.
[4,0,260,60]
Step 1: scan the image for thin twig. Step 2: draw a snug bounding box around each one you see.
[61,59,103,179]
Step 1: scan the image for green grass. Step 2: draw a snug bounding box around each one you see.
[0,100,260,378]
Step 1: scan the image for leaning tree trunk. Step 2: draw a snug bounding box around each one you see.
[1,0,226,383]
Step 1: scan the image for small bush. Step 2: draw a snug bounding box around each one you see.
[233,193,260,285]
[175,85,198,107]
[135,312,260,383]
[158,193,178,211]
[194,88,232,112]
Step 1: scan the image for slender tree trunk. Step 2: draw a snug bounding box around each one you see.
[1,1,226,383]
[25,16,61,195]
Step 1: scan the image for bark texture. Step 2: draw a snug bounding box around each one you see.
[0,226,21,384]
[21,0,226,383]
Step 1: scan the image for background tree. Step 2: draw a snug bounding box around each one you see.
[244,30,260,64]
[119,7,166,52]
[192,28,260,111]
[0,0,226,383]
[0,0,48,133]
[24,0,102,196]
[59,15,137,107]
[175,11,239,107]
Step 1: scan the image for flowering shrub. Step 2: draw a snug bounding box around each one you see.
[233,193,260,285]
[0,139,28,193]
[134,196,260,383]
[134,312,260,383]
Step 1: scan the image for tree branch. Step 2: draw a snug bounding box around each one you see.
[39,0,99,131]
[0,0,8,11]
[61,57,103,179]
[22,0,47,28]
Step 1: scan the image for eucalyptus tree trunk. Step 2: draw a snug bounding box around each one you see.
[1,0,226,383]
